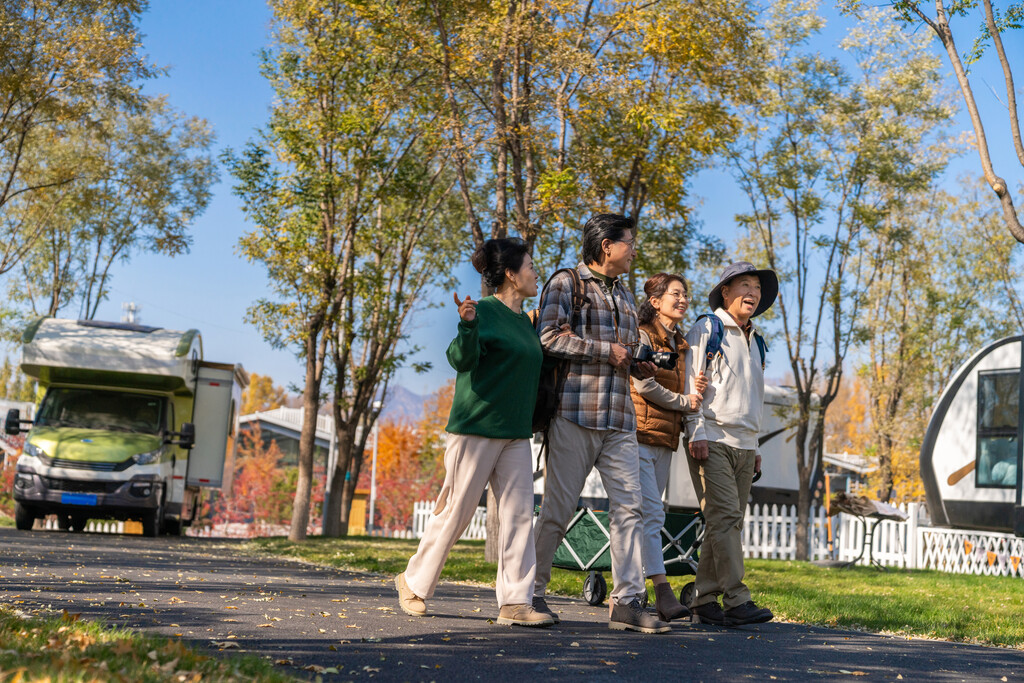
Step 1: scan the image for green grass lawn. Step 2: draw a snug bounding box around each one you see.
[0,515,13,528]
[0,604,299,682]
[250,535,1024,648]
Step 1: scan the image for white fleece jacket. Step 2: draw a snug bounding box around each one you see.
[683,308,764,453]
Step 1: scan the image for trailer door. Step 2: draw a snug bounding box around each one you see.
[187,363,238,488]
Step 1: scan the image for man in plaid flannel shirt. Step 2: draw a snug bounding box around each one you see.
[531,213,669,634]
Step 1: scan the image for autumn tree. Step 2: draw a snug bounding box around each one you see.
[729,2,954,558]
[3,97,215,324]
[840,1,1024,242]
[857,178,1023,501]
[379,0,761,558]
[225,0,464,540]
[241,373,290,414]
[0,0,158,277]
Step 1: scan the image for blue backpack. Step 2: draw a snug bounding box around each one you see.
[696,313,767,372]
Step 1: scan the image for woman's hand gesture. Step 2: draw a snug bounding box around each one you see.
[454,293,478,322]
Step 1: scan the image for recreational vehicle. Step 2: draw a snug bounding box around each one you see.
[920,335,1024,536]
[5,318,247,536]
[534,385,818,508]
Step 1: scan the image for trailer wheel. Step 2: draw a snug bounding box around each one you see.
[583,572,607,606]
[69,514,89,533]
[680,581,695,609]
[14,503,34,531]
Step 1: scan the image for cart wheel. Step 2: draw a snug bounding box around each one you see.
[680,581,695,609]
[583,572,607,606]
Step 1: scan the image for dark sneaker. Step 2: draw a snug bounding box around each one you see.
[692,601,728,626]
[609,599,671,634]
[724,601,773,626]
[532,595,560,624]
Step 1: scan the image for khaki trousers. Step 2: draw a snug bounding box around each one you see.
[638,442,674,577]
[404,434,535,607]
[534,416,645,604]
[687,441,755,609]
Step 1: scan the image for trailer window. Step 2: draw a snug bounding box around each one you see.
[976,371,1019,489]
[36,388,166,435]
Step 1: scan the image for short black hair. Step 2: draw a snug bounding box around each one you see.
[581,213,635,265]
[471,237,530,289]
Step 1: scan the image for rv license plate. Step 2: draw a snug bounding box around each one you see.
[61,493,98,506]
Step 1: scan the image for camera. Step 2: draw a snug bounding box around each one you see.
[633,343,678,370]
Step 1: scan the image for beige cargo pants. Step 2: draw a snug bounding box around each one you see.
[533,415,646,605]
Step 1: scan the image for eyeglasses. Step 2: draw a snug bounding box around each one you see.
[616,238,635,248]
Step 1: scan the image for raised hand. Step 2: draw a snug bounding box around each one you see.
[453,293,478,322]
[454,294,477,323]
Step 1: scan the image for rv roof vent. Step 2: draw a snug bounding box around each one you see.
[76,320,162,334]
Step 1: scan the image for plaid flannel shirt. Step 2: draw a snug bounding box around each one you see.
[537,262,639,433]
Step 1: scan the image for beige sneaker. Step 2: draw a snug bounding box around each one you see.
[394,573,426,617]
[497,604,555,627]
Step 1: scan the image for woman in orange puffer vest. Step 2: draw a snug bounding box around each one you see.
[629,273,707,621]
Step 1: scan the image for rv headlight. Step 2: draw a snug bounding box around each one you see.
[132,448,163,465]
[23,442,44,459]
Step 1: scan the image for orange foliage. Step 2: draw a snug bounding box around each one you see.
[209,422,324,534]
[825,375,871,455]
[358,381,455,531]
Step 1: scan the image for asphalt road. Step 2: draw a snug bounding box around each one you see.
[0,527,1020,682]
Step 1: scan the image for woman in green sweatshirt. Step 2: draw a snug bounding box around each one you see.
[395,238,552,627]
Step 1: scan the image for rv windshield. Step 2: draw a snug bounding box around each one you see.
[35,388,165,435]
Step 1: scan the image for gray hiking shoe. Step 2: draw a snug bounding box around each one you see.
[532,595,560,623]
[609,598,671,634]
[497,604,555,627]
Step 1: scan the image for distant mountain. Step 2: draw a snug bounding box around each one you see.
[380,385,427,423]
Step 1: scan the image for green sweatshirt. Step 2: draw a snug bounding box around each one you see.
[445,296,543,439]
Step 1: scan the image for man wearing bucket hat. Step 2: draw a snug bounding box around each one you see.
[683,261,778,626]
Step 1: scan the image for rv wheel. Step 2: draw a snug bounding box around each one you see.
[14,503,34,531]
[142,494,164,537]
[69,514,89,533]
[583,572,607,606]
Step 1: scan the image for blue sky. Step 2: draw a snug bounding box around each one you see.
[71,1,1024,398]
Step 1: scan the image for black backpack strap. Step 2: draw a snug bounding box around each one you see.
[566,266,592,334]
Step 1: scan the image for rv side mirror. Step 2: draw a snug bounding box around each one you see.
[179,423,195,450]
[5,409,20,436]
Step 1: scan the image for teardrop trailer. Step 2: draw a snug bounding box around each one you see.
[920,334,1024,536]
[5,318,247,536]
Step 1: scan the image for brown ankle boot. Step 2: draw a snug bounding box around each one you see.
[654,582,690,621]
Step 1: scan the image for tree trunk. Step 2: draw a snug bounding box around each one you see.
[793,409,812,561]
[289,325,322,541]
[322,414,351,537]
[340,426,366,536]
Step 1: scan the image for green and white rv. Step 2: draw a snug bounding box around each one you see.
[6,318,247,536]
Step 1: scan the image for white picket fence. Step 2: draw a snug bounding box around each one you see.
[409,500,488,540]
[403,499,1024,578]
